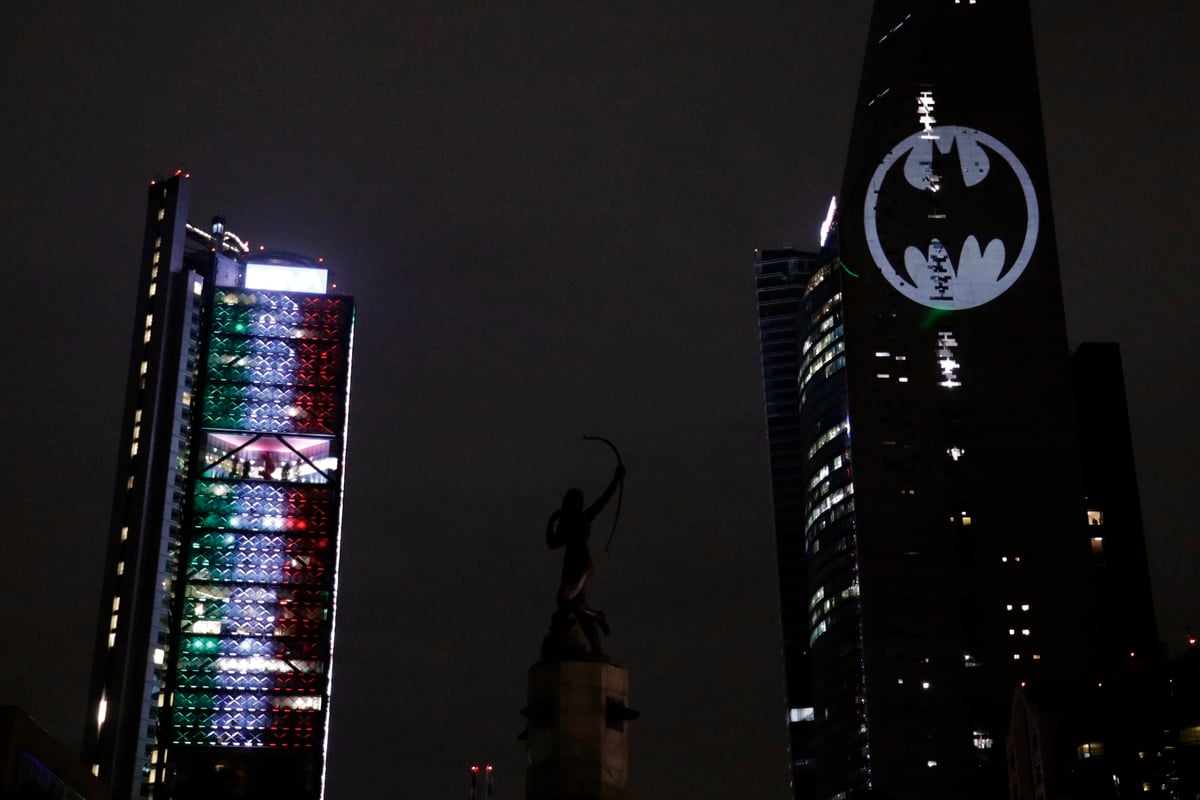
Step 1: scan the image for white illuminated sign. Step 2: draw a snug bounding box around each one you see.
[863,126,1039,310]
[244,262,329,294]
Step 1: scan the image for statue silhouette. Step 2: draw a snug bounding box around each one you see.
[545,463,624,657]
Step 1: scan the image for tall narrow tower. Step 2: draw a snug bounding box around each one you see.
[84,174,354,800]
[756,3,1123,798]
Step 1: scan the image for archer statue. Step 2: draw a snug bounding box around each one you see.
[543,437,625,659]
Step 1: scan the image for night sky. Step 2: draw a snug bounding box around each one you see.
[2,3,1197,797]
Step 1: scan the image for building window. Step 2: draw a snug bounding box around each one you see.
[1091,536,1104,556]
[1181,726,1200,746]
[1077,742,1105,759]
[1087,509,1104,526]
[973,730,994,750]
[789,707,815,723]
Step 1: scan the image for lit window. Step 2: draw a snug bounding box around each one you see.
[192,279,203,295]
[130,442,138,457]
[1077,742,1105,759]
[97,696,108,728]
[112,597,120,612]
[1006,604,1014,611]
[1181,726,1200,746]
[139,360,148,376]
[921,681,931,690]
[1009,629,1016,636]
[148,282,156,298]
[153,648,165,666]
[927,760,938,768]
[1022,629,1031,636]
[116,562,123,576]
[973,731,994,750]
[961,514,972,526]
[1032,654,1041,660]
[120,526,129,541]
[126,476,134,490]
[875,352,891,358]
[1013,654,1021,660]
[181,390,191,407]
[1021,604,1030,612]
[157,208,165,221]
[1091,536,1104,556]
[92,765,99,777]
[963,653,978,668]
[1001,557,1008,563]
[789,707,815,723]
[936,331,962,387]
[1087,509,1104,526]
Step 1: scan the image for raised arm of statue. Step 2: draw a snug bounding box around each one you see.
[584,465,625,521]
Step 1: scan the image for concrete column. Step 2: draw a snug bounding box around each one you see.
[524,659,636,800]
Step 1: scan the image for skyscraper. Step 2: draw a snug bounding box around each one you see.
[84,173,354,800]
[754,3,1147,797]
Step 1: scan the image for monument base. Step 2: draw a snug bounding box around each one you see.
[524,659,637,800]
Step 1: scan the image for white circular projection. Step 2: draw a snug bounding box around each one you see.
[863,126,1039,310]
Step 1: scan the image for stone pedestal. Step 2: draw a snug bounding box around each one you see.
[524,659,637,800]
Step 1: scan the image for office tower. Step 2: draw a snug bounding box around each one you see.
[84,173,354,800]
[754,247,823,798]
[753,3,1146,797]
[1071,343,1160,664]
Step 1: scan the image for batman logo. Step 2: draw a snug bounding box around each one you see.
[863,126,1039,310]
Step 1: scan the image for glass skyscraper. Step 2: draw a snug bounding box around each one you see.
[756,3,1154,798]
[84,173,354,800]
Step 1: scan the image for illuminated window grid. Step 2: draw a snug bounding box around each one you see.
[172,480,333,748]
[171,287,350,750]
[203,291,349,436]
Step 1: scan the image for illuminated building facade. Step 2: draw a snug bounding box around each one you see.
[85,173,354,800]
[753,3,1157,798]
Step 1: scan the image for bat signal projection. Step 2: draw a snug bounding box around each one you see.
[864,126,1040,310]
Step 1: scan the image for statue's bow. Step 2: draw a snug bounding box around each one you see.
[583,435,623,552]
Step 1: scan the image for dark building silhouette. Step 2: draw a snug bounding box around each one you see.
[755,3,1157,798]
[1071,343,1160,664]
[83,173,354,800]
[1,707,111,800]
[755,247,825,797]
[1008,646,1200,799]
